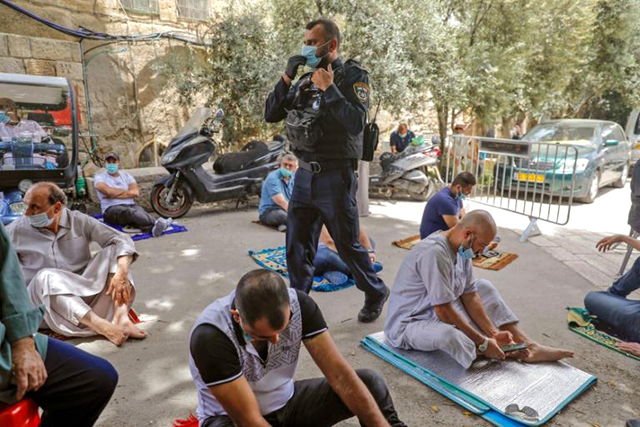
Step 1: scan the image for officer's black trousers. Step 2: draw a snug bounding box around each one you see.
[286,166,387,302]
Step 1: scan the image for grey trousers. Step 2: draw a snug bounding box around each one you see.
[400,279,519,369]
[104,204,156,232]
[259,207,288,228]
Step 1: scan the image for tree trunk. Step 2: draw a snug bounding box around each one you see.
[436,102,449,156]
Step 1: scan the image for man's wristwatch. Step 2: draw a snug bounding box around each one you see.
[478,337,489,353]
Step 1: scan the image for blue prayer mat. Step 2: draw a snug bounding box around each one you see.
[93,214,188,241]
[248,246,356,292]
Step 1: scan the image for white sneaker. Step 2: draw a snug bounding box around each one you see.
[152,218,172,237]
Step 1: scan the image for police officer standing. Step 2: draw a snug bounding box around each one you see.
[265,18,389,323]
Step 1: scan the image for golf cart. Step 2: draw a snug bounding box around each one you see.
[0,73,80,224]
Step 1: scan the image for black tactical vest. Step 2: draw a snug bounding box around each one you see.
[285,59,367,160]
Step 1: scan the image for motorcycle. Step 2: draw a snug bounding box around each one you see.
[150,107,285,219]
[370,139,444,201]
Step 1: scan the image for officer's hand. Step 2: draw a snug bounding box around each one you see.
[312,64,334,91]
[285,55,307,81]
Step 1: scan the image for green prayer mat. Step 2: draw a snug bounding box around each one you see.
[567,307,640,361]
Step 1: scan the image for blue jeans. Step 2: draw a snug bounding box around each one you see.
[314,239,376,278]
[29,338,118,426]
[584,257,640,342]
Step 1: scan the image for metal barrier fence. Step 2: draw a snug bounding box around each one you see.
[443,135,579,241]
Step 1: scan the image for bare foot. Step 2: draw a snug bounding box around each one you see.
[124,322,147,340]
[113,316,147,340]
[101,322,129,346]
[524,343,574,363]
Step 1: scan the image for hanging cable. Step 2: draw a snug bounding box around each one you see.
[0,0,209,46]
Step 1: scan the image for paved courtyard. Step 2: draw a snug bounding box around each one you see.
[67,184,638,427]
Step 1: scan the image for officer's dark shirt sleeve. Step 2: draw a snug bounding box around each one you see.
[265,77,298,123]
[190,324,242,386]
[323,68,370,136]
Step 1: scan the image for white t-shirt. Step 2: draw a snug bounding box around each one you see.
[94,171,136,212]
[0,120,48,142]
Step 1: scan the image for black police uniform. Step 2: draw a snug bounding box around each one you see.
[265,58,388,317]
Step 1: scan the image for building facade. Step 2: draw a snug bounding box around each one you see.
[0,0,212,168]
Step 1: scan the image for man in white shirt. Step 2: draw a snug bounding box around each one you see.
[0,98,48,142]
[94,152,171,237]
[7,182,146,345]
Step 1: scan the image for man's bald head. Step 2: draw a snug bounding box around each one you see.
[457,210,497,241]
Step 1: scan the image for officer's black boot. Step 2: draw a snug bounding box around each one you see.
[358,285,390,323]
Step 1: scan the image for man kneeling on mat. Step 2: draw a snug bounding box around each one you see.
[384,210,574,369]
[189,269,406,427]
[584,234,640,357]
[314,225,382,285]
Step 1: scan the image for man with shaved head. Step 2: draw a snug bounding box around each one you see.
[385,210,573,368]
[7,182,146,345]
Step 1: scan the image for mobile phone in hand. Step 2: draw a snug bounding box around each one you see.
[501,342,528,353]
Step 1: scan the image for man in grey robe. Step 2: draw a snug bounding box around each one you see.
[385,210,574,368]
[7,182,146,345]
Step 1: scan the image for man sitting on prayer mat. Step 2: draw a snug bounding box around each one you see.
[0,221,118,424]
[258,154,298,232]
[584,234,640,357]
[189,268,406,427]
[7,182,146,346]
[385,210,574,369]
[419,172,475,239]
[314,225,381,284]
[95,152,172,237]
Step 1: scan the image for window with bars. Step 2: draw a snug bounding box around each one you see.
[176,0,211,21]
[121,0,159,14]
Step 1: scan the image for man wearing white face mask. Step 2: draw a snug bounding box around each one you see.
[94,152,171,237]
[385,210,574,368]
[7,182,146,345]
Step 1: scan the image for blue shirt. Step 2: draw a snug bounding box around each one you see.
[390,130,415,153]
[419,187,463,239]
[259,170,294,216]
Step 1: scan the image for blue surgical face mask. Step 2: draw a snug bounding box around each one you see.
[399,132,407,138]
[459,194,466,200]
[243,331,253,345]
[28,206,55,228]
[0,111,9,125]
[106,163,119,174]
[458,234,476,260]
[301,40,331,68]
[280,167,293,179]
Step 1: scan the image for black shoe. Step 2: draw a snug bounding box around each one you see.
[358,286,390,323]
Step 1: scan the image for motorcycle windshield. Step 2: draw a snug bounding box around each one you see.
[169,107,212,147]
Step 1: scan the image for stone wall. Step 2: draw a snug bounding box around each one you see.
[0,0,212,170]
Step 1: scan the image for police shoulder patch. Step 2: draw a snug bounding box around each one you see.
[353,82,370,104]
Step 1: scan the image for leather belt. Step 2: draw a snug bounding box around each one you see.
[298,158,355,174]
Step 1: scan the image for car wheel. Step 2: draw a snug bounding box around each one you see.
[612,162,629,188]
[577,170,600,204]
